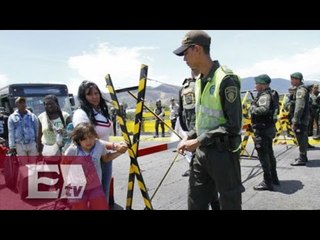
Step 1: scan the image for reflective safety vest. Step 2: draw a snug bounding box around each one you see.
[195,66,238,136]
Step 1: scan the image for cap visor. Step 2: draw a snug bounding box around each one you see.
[173,45,190,56]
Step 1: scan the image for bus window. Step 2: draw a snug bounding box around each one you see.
[0,84,73,116]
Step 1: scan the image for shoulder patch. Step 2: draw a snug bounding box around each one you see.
[296,89,305,99]
[225,86,237,103]
[258,96,267,106]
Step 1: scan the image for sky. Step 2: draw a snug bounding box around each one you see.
[1,30,320,95]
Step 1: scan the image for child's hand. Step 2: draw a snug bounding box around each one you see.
[115,142,128,154]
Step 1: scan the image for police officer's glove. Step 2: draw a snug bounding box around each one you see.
[248,105,254,114]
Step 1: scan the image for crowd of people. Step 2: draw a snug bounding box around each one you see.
[1,30,320,211]
[2,81,128,210]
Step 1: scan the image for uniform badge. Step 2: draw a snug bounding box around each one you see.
[258,96,267,106]
[225,86,237,103]
[296,90,304,99]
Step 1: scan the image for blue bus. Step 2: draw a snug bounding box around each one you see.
[0,83,75,116]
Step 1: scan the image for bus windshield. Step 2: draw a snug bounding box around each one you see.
[0,84,74,116]
[24,96,73,116]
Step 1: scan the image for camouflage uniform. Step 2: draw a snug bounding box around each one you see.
[290,73,310,166]
[250,74,279,191]
[178,77,196,132]
[110,107,117,136]
[308,85,320,137]
[154,100,165,138]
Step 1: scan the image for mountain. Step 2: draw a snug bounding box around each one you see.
[114,84,181,109]
[241,77,320,95]
[102,77,320,109]
[241,77,291,94]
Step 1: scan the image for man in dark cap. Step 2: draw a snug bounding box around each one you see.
[289,72,310,166]
[174,30,245,210]
[250,74,279,191]
[8,96,39,164]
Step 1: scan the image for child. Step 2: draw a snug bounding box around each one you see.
[63,122,125,210]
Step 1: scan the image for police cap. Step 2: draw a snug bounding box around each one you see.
[173,30,211,56]
[290,72,303,80]
[254,74,271,84]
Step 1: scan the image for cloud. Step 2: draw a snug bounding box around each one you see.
[236,47,320,80]
[0,74,9,85]
[67,42,159,94]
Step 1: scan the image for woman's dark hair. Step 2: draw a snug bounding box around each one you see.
[77,80,110,125]
[44,94,66,130]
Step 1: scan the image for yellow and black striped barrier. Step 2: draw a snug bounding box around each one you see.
[239,91,302,158]
[105,65,153,210]
[240,91,256,158]
[273,95,298,145]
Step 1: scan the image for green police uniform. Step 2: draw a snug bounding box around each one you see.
[250,74,279,191]
[308,86,320,136]
[186,61,245,210]
[154,100,165,138]
[290,72,310,166]
[178,77,196,132]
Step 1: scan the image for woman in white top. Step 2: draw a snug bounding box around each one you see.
[38,95,71,158]
[73,80,127,205]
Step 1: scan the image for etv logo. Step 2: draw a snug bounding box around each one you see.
[27,164,87,199]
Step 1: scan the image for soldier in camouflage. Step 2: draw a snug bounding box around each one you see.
[308,84,320,137]
[250,74,279,191]
[290,72,310,166]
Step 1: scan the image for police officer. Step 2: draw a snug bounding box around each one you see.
[119,103,127,122]
[179,74,196,133]
[285,86,297,124]
[290,72,310,166]
[308,84,320,137]
[154,99,165,138]
[178,72,196,178]
[178,70,221,210]
[110,107,117,136]
[174,30,245,210]
[169,97,179,130]
[250,74,279,191]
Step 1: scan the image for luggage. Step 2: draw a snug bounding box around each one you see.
[3,152,19,189]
